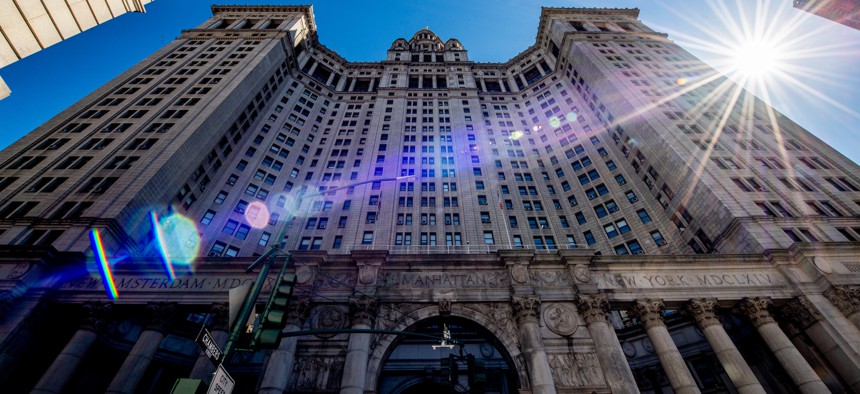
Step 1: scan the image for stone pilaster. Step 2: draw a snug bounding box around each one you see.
[574,295,638,394]
[340,296,377,394]
[631,299,700,394]
[260,297,310,394]
[31,302,112,394]
[512,296,556,394]
[686,299,764,394]
[737,297,828,394]
[106,303,176,394]
[189,303,229,382]
[782,296,860,392]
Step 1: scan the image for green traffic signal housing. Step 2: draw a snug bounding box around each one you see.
[253,270,297,349]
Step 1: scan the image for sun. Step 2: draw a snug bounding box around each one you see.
[731,39,781,78]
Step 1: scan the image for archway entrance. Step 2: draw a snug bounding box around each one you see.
[377,316,518,394]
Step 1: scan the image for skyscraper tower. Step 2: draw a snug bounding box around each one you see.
[1,5,859,394]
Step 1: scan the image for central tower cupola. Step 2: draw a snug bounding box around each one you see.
[387,28,468,62]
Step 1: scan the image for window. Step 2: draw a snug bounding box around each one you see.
[583,231,596,246]
[651,231,666,246]
[201,210,216,225]
[483,231,495,245]
[362,231,374,245]
[637,209,651,223]
[259,232,271,246]
[222,219,239,235]
[235,224,250,240]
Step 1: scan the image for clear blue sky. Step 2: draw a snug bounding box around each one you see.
[1,0,858,164]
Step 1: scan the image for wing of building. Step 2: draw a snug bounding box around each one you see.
[0,4,859,393]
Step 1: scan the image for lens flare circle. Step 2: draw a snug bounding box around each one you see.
[548,117,561,128]
[565,111,577,122]
[245,201,270,229]
[154,213,200,266]
[89,229,119,300]
[510,130,524,140]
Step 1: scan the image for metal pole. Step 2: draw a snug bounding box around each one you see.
[220,176,413,358]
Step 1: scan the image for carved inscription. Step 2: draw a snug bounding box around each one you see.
[598,272,779,289]
[380,272,509,288]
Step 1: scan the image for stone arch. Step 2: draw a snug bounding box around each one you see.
[366,304,526,391]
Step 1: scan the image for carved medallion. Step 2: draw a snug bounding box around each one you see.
[511,264,529,284]
[7,263,32,279]
[621,341,636,358]
[573,264,591,283]
[480,342,495,358]
[358,264,378,285]
[543,303,578,336]
[295,265,314,285]
[642,337,654,353]
[311,305,346,338]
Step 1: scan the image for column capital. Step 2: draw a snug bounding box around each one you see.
[287,297,311,326]
[349,296,377,327]
[80,301,113,332]
[825,285,860,317]
[737,297,774,327]
[631,299,665,329]
[511,295,541,325]
[686,298,721,329]
[143,302,177,333]
[575,294,609,324]
[781,296,824,329]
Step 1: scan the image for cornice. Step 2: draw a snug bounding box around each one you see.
[211,4,316,33]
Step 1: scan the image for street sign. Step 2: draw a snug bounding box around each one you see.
[195,327,224,367]
[207,365,234,394]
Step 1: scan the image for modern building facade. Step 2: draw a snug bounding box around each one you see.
[794,0,860,30]
[0,4,859,394]
[0,0,154,99]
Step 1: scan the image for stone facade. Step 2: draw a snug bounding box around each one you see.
[0,4,858,393]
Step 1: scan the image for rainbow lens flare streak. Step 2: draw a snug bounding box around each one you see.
[89,229,119,300]
[151,211,176,281]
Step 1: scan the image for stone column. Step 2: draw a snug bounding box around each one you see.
[340,296,377,394]
[259,298,310,394]
[307,60,319,76]
[479,78,488,93]
[631,299,700,394]
[737,297,829,394]
[31,302,112,394]
[782,296,860,392]
[825,286,860,329]
[575,295,639,394]
[106,303,175,394]
[508,76,520,92]
[188,303,229,382]
[512,296,556,394]
[686,299,764,394]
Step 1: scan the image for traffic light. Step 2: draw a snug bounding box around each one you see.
[253,269,296,349]
[440,354,458,386]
